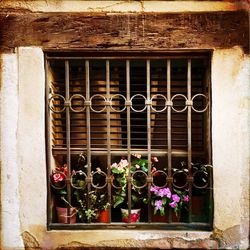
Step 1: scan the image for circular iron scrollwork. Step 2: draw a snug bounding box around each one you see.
[152,170,168,188]
[191,94,209,113]
[69,94,86,112]
[172,170,188,188]
[90,94,107,113]
[171,94,188,113]
[192,170,209,189]
[131,94,147,112]
[110,94,127,112]
[49,94,66,113]
[91,170,108,189]
[131,170,148,189]
[151,94,168,113]
[70,170,87,189]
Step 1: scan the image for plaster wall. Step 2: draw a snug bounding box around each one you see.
[0,46,249,249]
[0,53,24,249]
[0,0,248,13]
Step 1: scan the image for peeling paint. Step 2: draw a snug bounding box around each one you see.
[22,231,41,250]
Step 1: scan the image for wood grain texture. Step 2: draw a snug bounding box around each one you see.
[0,10,249,53]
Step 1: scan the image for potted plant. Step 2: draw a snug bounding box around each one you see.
[72,188,110,223]
[172,161,213,221]
[150,186,189,222]
[111,154,158,222]
[96,193,110,223]
[51,164,76,224]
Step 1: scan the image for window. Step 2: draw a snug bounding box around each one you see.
[46,52,213,230]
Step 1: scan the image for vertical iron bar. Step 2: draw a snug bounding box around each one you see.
[65,60,71,223]
[85,60,92,219]
[106,60,112,223]
[126,60,132,222]
[167,60,172,175]
[187,59,192,223]
[85,60,91,177]
[206,59,213,226]
[146,60,152,222]
[167,59,172,223]
[45,58,52,226]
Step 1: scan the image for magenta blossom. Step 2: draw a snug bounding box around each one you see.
[150,186,160,195]
[184,195,189,202]
[155,200,163,210]
[172,194,180,203]
[169,201,177,208]
[158,188,172,198]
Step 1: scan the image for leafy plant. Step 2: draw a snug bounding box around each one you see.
[111,154,158,209]
[150,186,189,216]
[73,189,110,223]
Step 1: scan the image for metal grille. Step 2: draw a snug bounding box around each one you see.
[46,53,213,230]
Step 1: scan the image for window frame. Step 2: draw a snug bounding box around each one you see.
[45,51,213,231]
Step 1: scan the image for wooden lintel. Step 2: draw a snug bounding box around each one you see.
[0,11,249,53]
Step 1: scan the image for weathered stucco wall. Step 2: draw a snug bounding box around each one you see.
[0,46,248,250]
[212,47,250,248]
[0,1,249,249]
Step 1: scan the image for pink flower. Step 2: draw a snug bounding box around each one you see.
[169,201,177,208]
[150,186,160,195]
[158,188,172,198]
[151,167,157,173]
[155,200,163,210]
[53,173,64,183]
[135,164,140,169]
[184,195,189,203]
[111,162,118,168]
[132,154,141,159]
[120,159,129,168]
[151,156,158,162]
[172,194,180,203]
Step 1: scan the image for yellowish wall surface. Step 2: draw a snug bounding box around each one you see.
[0,0,248,13]
[0,1,249,249]
[0,46,248,250]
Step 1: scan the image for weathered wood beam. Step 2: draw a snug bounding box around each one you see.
[0,11,248,53]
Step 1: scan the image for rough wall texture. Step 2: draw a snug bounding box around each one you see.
[0,11,249,53]
[0,2,249,250]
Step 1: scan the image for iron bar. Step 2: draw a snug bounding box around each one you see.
[167,59,172,223]
[45,59,52,227]
[146,60,152,222]
[127,60,132,222]
[106,60,112,223]
[187,59,192,223]
[65,60,72,223]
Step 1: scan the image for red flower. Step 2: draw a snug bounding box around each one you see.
[53,173,64,183]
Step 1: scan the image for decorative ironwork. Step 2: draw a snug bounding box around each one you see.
[46,54,212,229]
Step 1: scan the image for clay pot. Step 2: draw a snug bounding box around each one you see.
[121,208,141,223]
[56,207,76,224]
[99,209,109,223]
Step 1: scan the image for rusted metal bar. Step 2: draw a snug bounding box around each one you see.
[146,60,152,222]
[106,60,112,223]
[65,60,72,223]
[45,58,52,227]
[167,59,173,223]
[126,60,132,222]
[187,59,193,223]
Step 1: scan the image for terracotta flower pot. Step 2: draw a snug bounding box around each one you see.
[99,209,109,223]
[121,208,141,223]
[151,208,181,223]
[152,213,168,222]
[56,207,76,224]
